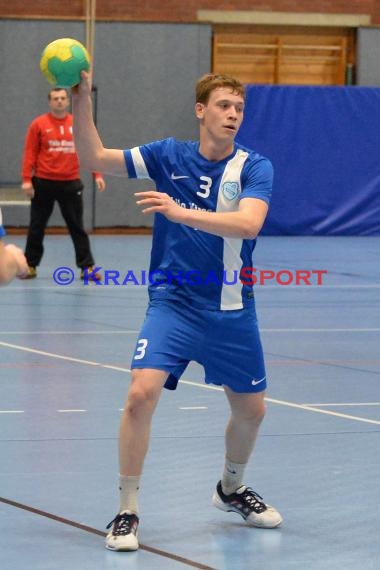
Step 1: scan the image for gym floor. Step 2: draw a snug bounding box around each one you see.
[1,234,379,570]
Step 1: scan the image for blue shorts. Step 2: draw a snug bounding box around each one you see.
[131,299,267,393]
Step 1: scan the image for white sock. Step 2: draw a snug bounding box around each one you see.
[221,459,247,495]
[119,474,140,515]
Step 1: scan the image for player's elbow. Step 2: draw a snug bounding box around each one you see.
[79,150,103,172]
[238,198,268,240]
[240,223,260,240]
[241,230,258,240]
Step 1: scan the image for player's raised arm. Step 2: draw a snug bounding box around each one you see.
[72,71,127,176]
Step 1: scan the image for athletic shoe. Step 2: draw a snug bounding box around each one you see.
[18,266,37,279]
[212,481,283,528]
[80,266,101,281]
[105,511,139,551]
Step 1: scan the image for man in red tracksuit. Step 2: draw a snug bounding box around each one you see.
[20,87,105,280]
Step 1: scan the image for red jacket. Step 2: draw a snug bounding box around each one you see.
[21,112,101,182]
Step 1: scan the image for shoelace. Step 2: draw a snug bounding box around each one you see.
[238,487,267,513]
[106,513,137,536]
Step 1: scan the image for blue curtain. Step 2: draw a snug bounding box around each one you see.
[237,85,380,235]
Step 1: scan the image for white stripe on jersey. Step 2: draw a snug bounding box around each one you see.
[216,149,249,310]
[130,147,150,178]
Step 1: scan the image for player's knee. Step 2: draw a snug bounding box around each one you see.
[240,399,266,426]
[126,387,155,415]
[125,375,161,417]
[254,401,266,425]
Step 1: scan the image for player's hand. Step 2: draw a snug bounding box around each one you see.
[5,244,29,277]
[21,182,34,198]
[95,177,106,192]
[72,70,92,96]
[135,191,185,223]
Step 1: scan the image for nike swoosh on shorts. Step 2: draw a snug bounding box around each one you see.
[251,376,266,386]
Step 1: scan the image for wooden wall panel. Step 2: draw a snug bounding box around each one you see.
[213,26,354,85]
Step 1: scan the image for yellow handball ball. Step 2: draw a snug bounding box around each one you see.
[40,38,90,88]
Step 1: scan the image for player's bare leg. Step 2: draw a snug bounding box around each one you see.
[105,369,167,551]
[119,369,167,475]
[224,388,266,464]
[212,387,283,528]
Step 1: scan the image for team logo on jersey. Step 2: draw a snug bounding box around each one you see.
[222,181,239,200]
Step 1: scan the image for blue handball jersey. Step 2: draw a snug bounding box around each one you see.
[0,208,6,238]
[124,138,273,310]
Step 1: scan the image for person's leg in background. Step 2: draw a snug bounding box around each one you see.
[22,177,55,278]
[57,180,99,279]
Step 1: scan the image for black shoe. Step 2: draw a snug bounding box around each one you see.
[18,266,37,279]
[80,266,101,281]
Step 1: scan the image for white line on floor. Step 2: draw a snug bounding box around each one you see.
[1,328,380,334]
[57,409,87,413]
[302,402,380,407]
[1,341,379,426]
[0,330,139,335]
[0,341,132,372]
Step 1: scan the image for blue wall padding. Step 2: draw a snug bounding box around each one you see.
[237,85,380,235]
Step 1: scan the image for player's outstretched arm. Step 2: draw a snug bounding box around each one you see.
[135,192,269,239]
[72,71,127,177]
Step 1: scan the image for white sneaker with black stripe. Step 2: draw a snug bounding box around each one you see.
[105,511,139,551]
[212,481,283,528]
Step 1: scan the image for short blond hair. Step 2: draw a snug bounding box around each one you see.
[196,74,245,105]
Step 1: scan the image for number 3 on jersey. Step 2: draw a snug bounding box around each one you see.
[134,338,148,360]
[197,176,212,198]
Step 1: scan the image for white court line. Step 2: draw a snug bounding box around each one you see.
[0,410,24,414]
[303,402,380,407]
[260,328,380,332]
[177,381,380,427]
[8,286,146,291]
[256,284,380,289]
[0,341,132,372]
[265,397,380,426]
[1,341,379,426]
[265,285,380,289]
[1,328,380,335]
[57,409,87,413]
[8,284,380,290]
[268,285,380,289]
[0,331,139,335]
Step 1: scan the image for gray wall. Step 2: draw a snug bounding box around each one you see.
[357,27,380,86]
[0,20,211,228]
